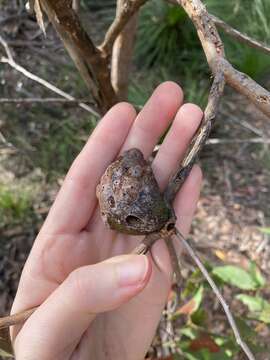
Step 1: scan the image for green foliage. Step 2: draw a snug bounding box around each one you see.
[173,261,269,358]
[207,0,270,78]
[260,227,270,235]
[0,185,32,225]
[212,264,265,290]
[136,1,196,68]
[35,118,90,177]
[134,0,270,106]
[237,294,270,323]
[5,104,96,179]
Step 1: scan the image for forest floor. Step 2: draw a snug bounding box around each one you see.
[0,4,270,360]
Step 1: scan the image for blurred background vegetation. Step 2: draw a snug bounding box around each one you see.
[0,0,270,358]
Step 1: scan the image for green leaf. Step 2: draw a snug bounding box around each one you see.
[166,6,187,26]
[191,308,208,326]
[260,227,270,235]
[180,327,197,340]
[176,286,204,317]
[260,307,270,324]
[212,266,258,290]
[193,286,204,310]
[236,294,270,324]
[249,262,266,288]
[236,294,267,312]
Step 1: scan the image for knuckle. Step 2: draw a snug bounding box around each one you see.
[68,268,89,307]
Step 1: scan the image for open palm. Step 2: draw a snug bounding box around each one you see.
[11,82,203,360]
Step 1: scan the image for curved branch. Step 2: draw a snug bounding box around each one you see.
[164,70,225,203]
[212,15,270,56]
[40,0,117,113]
[0,35,100,118]
[221,59,270,117]
[111,0,139,99]
[100,0,148,56]
[166,0,270,118]
[176,0,225,73]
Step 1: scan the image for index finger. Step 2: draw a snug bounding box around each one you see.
[42,102,137,235]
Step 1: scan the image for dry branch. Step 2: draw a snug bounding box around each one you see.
[166,0,270,118]
[165,71,225,204]
[40,0,117,113]
[111,0,139,99]
[0,308,37,330]
[167,0,270,57]
[72,0,80,13]
[221,59,270,117]
[212,15,270,56]
[207,138,270,145]
[0,98,93,105]
[100,0,148,56]
[0,35,99,118]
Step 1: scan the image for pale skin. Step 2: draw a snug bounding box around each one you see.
[11,82,203,360]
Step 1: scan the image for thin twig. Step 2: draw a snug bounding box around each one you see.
[0,35,100,119]
[1,57,99,119]
[165,236,182,295]
[220,108,265,138]
[0,98,94,105]
[170,0,270,118]
[155,137,270,147]
[0,131,17,150]
[220,58,270,118]
[167,0,270,56]
[0,34,14,60]
[165,71,225,203]
[212,15,270,56]
[207,138,270,145]
[174,228,255,360]
[0,308,37,330]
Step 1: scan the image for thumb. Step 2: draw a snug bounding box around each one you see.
[14,254,151,360]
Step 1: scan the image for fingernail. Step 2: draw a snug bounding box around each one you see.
[116,255,149,287]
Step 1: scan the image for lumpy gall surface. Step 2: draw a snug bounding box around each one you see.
[96,148,171,235]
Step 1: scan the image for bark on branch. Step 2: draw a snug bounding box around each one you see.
[165,70,225,203]
[40,0,117,113]
[167,0,270,118]
[111,0,139,99]
[212,15,270,56]
[100,0,148,56]
[221,59,270,117]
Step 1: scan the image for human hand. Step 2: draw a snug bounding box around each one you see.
[11,82,203,360]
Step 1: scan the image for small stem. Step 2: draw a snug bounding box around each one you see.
[175,228,256,360]
[0,307,37,330]
[212,15,270,56]
[164,71,225,204]
[165,236,182,302]
[132,232,161,255]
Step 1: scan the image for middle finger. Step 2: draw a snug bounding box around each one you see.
[121,81,183,157]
